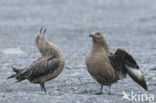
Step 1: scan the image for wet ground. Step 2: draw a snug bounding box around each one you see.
[0,0,156,103]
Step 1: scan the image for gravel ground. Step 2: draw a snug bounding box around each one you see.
[0,0,156,103]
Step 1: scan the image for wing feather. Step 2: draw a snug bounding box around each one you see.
[25,58,60,80]
[113,48,147,90]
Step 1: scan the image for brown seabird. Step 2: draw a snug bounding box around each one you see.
[85,32,147,94]
[7,27,65,92]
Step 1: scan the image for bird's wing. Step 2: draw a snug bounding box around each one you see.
[114,48,147,90]
[114,48,139,68]
[108,54,127,80]
[25,57,60,80]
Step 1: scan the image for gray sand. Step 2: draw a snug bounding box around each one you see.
[0,0,155,103]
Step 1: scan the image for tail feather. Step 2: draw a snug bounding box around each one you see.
[126,66,148,91]
[7,74,16,79]
[11,66,22,73]
[7,67,26,82]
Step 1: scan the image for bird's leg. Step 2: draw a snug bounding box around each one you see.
[40,83,44,91]
[95,85,103,95]
[40,83,46,92]
[108,85,111,95]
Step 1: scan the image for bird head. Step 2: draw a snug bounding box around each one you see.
[89,32,109,51]
[35,27,47,56]
[89,32,105,44]
[90,32,108,47]
[36,27,46,43]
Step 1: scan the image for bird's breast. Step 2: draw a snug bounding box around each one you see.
[86,50,116,84]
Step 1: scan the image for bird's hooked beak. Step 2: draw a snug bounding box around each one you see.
[89,34,95,38]
[40,27,47,35]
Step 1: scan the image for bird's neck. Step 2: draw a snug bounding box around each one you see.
[38,40,62,58]
[92,40,109,52]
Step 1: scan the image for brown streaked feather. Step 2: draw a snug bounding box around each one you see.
[11,66,23,73]
[7,74,16,79]
[26,58,60,81]
[7,67,24,79]
[7,69,27,82]
[7,57,61,82]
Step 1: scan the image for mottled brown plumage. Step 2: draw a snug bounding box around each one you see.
[7,28,65,92]
[86,32,147,94]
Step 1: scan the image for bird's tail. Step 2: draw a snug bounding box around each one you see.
[7,67,26,82]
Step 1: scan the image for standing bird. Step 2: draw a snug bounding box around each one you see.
[85,32,147,95]
[7,28,65,92]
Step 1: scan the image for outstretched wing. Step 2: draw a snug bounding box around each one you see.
[108,54,127,80]
[114,48,147,90]
[114,48,139,69]
[25,58,60,80]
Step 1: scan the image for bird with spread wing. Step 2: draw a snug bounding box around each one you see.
[86,32,147,95]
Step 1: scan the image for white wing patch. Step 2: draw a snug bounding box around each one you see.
[126,66,143,80]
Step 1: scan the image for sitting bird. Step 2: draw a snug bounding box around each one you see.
[7,27,65,92]
[85,32,147,95]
